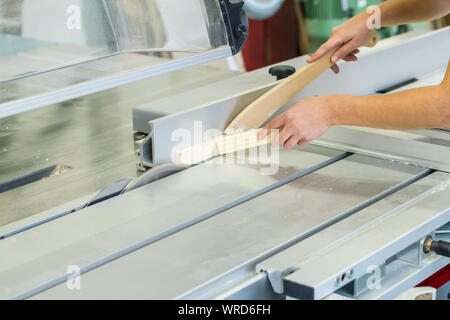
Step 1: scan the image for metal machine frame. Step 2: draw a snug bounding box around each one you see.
[0,27,448,300]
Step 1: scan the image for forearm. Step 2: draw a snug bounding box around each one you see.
[375,0,450,27]
[262,63,449,148]
[331,85,450,130]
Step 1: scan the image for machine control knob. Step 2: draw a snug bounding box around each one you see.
[234,24,248,39]
[269,65,296,80]
[423,236,450,257]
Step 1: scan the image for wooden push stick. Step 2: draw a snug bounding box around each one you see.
[173,129,274,165]
[224,30,379,135]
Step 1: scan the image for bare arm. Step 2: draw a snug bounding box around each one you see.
[379,0,450,26]
[260,61,450,149]
[330,60,450,130]
[259,2,450,149]
[307,0,450,73]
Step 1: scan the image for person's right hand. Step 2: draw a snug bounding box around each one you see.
[306,13,373,74]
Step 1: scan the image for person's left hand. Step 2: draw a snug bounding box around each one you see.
[258,96,334,149]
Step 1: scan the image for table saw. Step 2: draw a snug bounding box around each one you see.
[0,0,449,300]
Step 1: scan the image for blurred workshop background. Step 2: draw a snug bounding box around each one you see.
[1,0,449,73]
[239,0,450,71]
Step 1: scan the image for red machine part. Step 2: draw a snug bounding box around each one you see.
[241,0,299,71]
[417,264,450,289]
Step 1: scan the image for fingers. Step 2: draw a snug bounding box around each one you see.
[258,114,285,140]
[330,49,359,74]
[307,37,343,63]
[343,55,358,62]
[298,138,311,147]
[331,40,359,65]
[313,47,359,74]
[274,127,293,148]
[259,113,309,149]
[342,49,360,61]
[284,134,303,150]
[331,64,340,74]
[259,112,303,148]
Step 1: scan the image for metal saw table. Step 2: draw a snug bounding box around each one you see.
[0,13,449,300]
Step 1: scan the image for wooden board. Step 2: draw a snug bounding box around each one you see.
[174,129,274,165]
[224,30,379,135]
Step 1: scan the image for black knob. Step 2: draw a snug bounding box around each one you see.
[430,240,450,257]
[234,24,247,39]
[424,236,450,257]
[269,65,296,80]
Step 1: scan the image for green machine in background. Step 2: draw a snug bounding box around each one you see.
[300,0,429,51]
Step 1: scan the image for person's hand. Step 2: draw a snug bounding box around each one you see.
[307,13,372,74]
[258,96,335,149]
